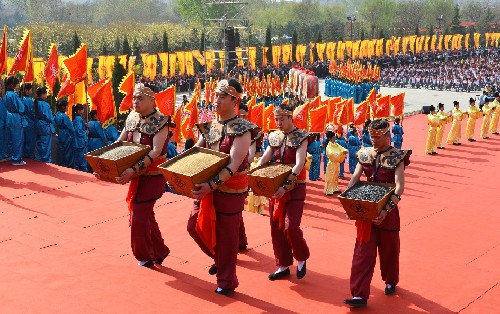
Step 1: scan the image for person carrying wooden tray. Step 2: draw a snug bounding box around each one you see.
[256,103,310,281]
[97,83,174,269]
[344,119,411,308]
[188,79,260,296]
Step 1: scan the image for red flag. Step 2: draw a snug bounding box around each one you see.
[9,30,31,75]
[391,92,405,117]
[346,97,354,124]
[353,100,369,125]
[57,74,75,99]
[0,25,7,75]
[263,104,275,133]
[182,95,198,140]
[118,72,135,113]
[293,102,309,130]
[89,80,116,126]
[88,78,108,110]
[44,44,59,93]
[308,96,321,110]
[338,101,348,126]
[64,43,87,84]
[249,101,264,128]
[366,88,377,118]
[333,99,347,125]
[375,95,391,118]
[155,85,176,116]
[171,107,182,143]
[309,105,327,133]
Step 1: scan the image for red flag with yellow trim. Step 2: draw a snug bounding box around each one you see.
[57,74,75,99]
[353,100,369,126]
[63,43,87,84]
[263,104,276,133]
[375,94,391,119]
[44,44,59,93]
[293,102,309,130]
[118,72,135,113]
[9,30,31,76]
[390,92,405,117]
[0,25,7,75]
[155,85,176,116]
[90,80,116,126]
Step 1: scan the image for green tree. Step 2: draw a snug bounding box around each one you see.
[450,4,465,34]
[114,37,121,55]
[292,29,298,63]
[265,23,272,65]
[379,28,385,40]
[415,25,420,36]
[200,32,206,52]
[428,24,434,36]
[235,29,240,47]
[100,38,108,55]
[313,31,322,62]
[132,39,142,63]
[72,31,81,54]
[360,0,396,39]
[122,36,131,56]
[162,31,169,52]
[111,56,127,113]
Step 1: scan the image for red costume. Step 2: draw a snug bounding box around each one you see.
[349,146,411,299]
[187,116,259,290]
[124,109,172,263]
[268,128,310,267]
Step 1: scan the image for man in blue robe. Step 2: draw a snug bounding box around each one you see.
[22,83,36,159]
[4,76,27,166]
[347,128,361,174]
[34,88,55,163]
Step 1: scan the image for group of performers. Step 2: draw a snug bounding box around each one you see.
[100,78,410,308]
[425,93,500,155]
[0,76,119,170]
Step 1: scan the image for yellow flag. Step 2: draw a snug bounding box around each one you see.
[33,57,46,85]
[86,57,93,83]
[176,51,186,75]
[158,52,169,76]
[316,42,326,61]
[185,51,194,76]
[169,53,177,77]
[248,47,256,70]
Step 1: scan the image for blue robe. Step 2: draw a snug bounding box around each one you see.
[392,124,404,149]
[22,96,36,159]
[55,112,75,168]
[73,115,88,171]
[4,90,27,162]
[335,136,348,178]
[104,125,119,145]
[362,129,372,147]
[307,140,321,181]
[35,100,55,162]
[347,135,361,174]
[167,142,178,159]
[88,120,106,152]
[0,97,7,160]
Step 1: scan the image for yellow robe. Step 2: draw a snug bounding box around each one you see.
[324,142,347,195]
[425,113,441,153]
[465,105,481,140]
[480,103,493,138]
[446,108,464,144]
[489,99,500,134]
[435,110,449,148]
[246,157,267,214]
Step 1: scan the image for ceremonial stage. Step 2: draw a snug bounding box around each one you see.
[1,114,499,313]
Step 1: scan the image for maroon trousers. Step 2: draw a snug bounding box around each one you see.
[187,191,245,290]
[131,199,170,262]
[239,216,248,247]
[269,184,310,267]
[349,226,400,299]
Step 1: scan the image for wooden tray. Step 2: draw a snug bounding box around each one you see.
[248,163,293,198]
[85,141,151,183]
[338,181,396,221]
[158,147,230,198]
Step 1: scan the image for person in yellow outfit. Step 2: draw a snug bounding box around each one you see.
[446,101,464,145]
[465,98,481,142]
[480,97,495,139]
[435,103,450,149]
[489,92,500,135]
[324,130,348,195]
[247,156,268,214]
[425,105,441,155]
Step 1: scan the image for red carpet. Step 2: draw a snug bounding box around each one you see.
[1,114,499,313]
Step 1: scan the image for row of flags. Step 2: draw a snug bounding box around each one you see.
[329,59,381,83]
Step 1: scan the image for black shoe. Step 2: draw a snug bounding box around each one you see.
[297,261,306,279]
[155,251,170,265]
[431,152,438,155]
[426,152,433,155]
[214,287,234,296]
[457,142,462,145]
[141,260,155,269]
[437,146,445,149]
[268,268,290,281]
[238,245,247,252]
[483,137,489,139]
[493,132,499,135]
[344,298,367,308]
[385,285,397,295]
[208,264,217,275]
